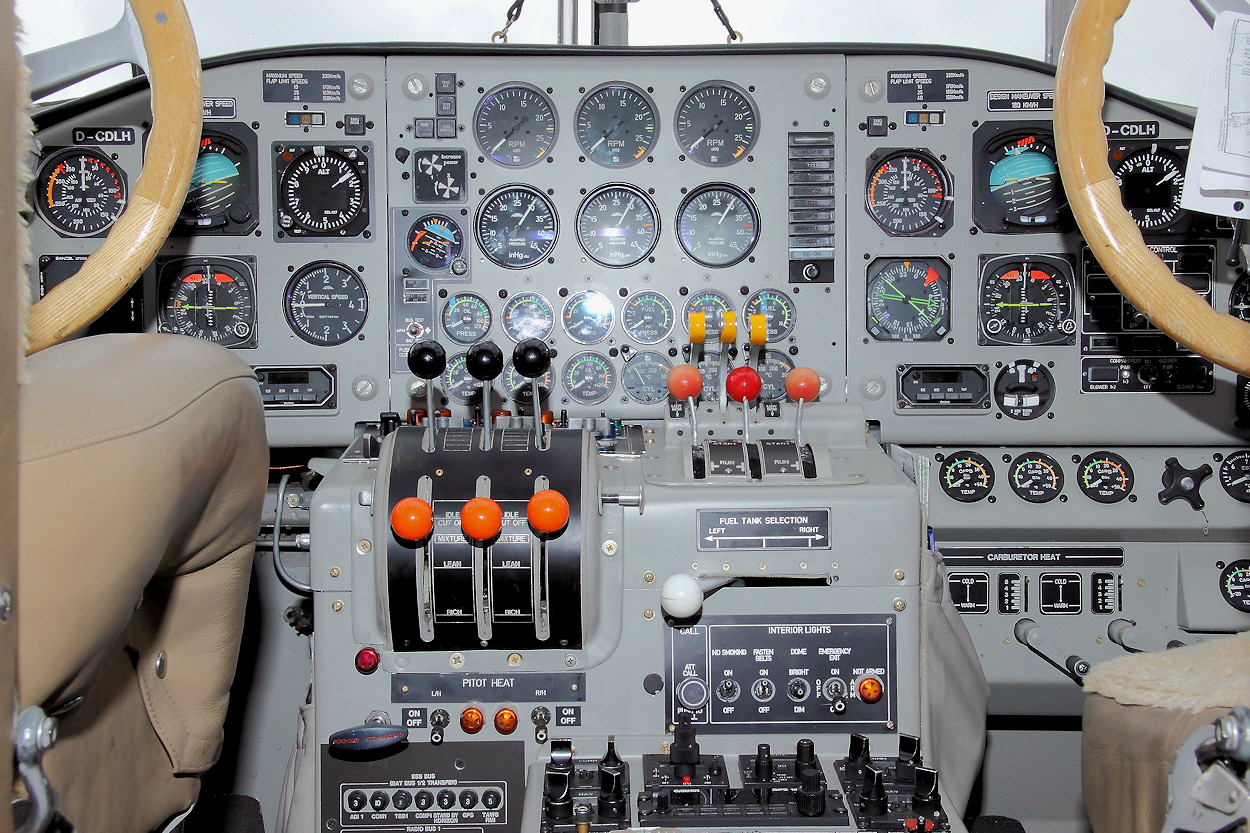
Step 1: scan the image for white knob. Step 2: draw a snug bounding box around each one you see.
[661,574,704,619]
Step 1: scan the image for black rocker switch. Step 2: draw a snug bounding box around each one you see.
[859,765,888,816]
[896,734,921,783]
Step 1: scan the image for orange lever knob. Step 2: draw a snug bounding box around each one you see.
[667,364,704,400]
[390,497,433,541]
[725,366,763,403]
[461,496,503,541]
[785,367,821,402]
[527,489,570,534]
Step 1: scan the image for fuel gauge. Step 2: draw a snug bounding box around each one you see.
[683,289,735,342]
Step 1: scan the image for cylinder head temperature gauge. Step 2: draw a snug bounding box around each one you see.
[865,150,952,236]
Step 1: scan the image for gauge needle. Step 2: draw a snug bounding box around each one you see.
[332,172,354,188]
[1156,169,1179,186]
[292,303,326,308]
[1088,477,1104,487]
[492,116,531,153]
[182,305,239,310]
[715,199,737,225]
[569,376,588,390]
[1229,475,1250,487]
[592,118,624,152]
[614,197,636,225]
[511,198,536,233]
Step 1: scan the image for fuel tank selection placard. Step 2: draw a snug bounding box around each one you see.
[665,615,896,734]
[696,508,831,551]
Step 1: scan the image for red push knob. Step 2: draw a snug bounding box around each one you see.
[667,364,704,400]
[390,497,433,541]
[725,366,763,403]
[527,489,570,534]
[785,367,821,402]
[461,496,503,541]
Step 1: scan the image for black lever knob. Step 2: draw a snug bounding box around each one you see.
[895,734,921,782]
[795,767,826,817]
[848,733,871,766]
[466,341,505,382]
[911,766,943,816]
[669,714,701,781]
[598,739,627,820]
[407,340,447,380]
[858,765,888,816]
[1158,457,1213,511]
[513,338,552,378]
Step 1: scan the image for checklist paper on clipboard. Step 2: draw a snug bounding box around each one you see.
[1182,11,1250,220]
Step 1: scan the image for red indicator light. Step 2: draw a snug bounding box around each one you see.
[354,647,380,675]
[460,708,485,734]
[493,709,519,735]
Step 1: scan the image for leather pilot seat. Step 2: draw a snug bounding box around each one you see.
[16,333,268,832]
[1081,632,1250,833]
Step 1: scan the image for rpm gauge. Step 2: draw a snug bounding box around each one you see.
[502,291,555,342]
[275,145,369,236]
[476,185,558,269]
[743,289,797,342]
[35,147,127,236]
[978,256,1076,346]
[576,184,659,267]
[676,184,759,267]
[562,290,615,344]
[283,262,368,346]
[474,83,558,168]
[865,258,950,342]
[622,351,673,403]
[674,81,758,166]
[866,150,951,236]
[575,83,658,167]
[407,214,464,271]
[622,290,675,344]
[1077,451,1134,504]
[157,258,256,348]
[442,292,493,344]
[1112,144,1187,231]
[939,451,995,503]
[562,351,617,405]
[1009,452,1064,503]
[1219,450,1250,503]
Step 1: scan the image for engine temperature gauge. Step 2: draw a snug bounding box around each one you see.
[1077,451,1135,504]
[1009,452,1064,503]
[1219,560,1250,612]
[562,351,616,405]
[622,351,673,403]
[940,451,995,503]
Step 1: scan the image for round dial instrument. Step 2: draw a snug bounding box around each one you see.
[697,351,721,402]
[181,134,249,229]
[744,289,797,342]
[755,350,795,403]
[442,353,486,405]
[683,289,735,342]
[985,132,1064,226]
[1077,451,1134,504]
[576,184,659,267]
[674,81,758,166]
[442,292,493,344]
[622,351,673,403]
[158,260,256,347]
[407,214,464,271]
[502,291,555,342]
[35,147,127,236]
[621,290,675,344]
[562,290,615,344]
[276,146,368,235]
[866,150,951,235]
[1112,145,1186,231]
[503,360,553,406]
[474,83,558,167]
[865,258,950,341]
[562,351,616,405]
[575,83,658,167]
[283,262,368,346]
[994,359,1054,420]
[1229,274,1250,321]
[476,185,558,269]
[940,451,995,503]
[1219,450,1250,503]
[978,258,1076,345]
[676,184,759,267]
[1219,560,1250,612]
[1009,452,1064,503]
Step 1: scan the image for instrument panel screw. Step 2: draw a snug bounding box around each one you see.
[508,653,523,667]
[893,569,905,581]
[450,653,466,669]
[643,609,655,620]
[286,493,301,508]
[893,598,907,612]
[329,567,341,578]
[603,540,618,556]
[660,741,671,754]
[331,600,344,612]
[1138,579,1146,587]
[723,563,731,571]
[358,540,371,553]
[564,654,578,668]
[886,721,895,730]
[643,571,655,583]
